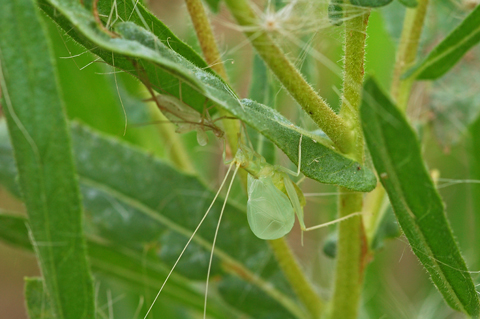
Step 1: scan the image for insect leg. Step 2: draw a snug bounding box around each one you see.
[111,53,128,136]
[295,134,302,176]
[284,176,306,245]
[284,177,305,230]
[143,162,236,319]
[304,212,363,232]
[276,134,303,177]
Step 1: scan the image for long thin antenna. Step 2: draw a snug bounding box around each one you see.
[203,164,240,319]
[143,162,235,319]
[111,53,128,136]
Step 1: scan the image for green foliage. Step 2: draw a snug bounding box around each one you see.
[328,0,344,26]
[469,116,480,269]
[25,278,55,319]
[247,54,277,164]
[203,0,222,13]
[0,122,301,318]
[361,78,480,317]
[41,1,377,190]
[0,0,479,318]
[0,212,235,318]
[0,0,95,318]
[397,0,418,8]
[405,4,480,80]
[350,0,393,8]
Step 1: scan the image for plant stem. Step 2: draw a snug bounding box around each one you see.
[390,0,430,109]
[223,0,354,154]
[184,0,241,155]
[330,9,370,319]
[330,191,366,319]
[191,2,327,315]
[269,238,323,318]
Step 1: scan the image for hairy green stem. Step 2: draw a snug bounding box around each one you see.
[184,0,241,155]
[184,0,227,79]
[330,191,366,319]
[184,3,319,316]
[391,0,430,109]
[223,0,354,154]
[329,9,370,319]
[187,1,327,313]
[269,238,323,318]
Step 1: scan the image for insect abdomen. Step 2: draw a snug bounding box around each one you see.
[247,175,295,240]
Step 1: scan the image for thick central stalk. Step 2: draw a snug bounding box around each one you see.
[329,9,370,319]
[223,0,354,154]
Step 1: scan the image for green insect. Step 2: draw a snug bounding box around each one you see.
[235,135,307,240]
[236,135,358,241]
[145,134,361,319]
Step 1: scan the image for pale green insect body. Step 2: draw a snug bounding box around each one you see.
[247,173,295,240]
[233,143,306,240]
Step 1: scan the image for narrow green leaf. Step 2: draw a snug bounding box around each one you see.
[38,2,377,191]
[0,214,238,319]
[240,99,377,192]
[69,123,303,318]
[361,78,480,317]
[328,0,344,26]
[203,0,222,13]
[39,0,210,115]
[469,116,480,269]
[370,206,401,251]
[0,123,303,318]
[25,277,55,319]
[350,0,393,8]
[249,54,276,108]
[0,123,21,198]
[405,5,480,80]
[0,213,32,251]
[397,0,418,7]
[248,54,277,164]
[96,0,210,70]
[0,1,95,318]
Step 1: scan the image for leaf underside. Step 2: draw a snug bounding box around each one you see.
[39,0,377,192]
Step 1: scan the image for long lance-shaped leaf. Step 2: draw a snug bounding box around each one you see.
[25,278,55,319]
[361,78,480,317]
[0,122,304,319]
[405,5,480,80]
[469,116,480,269]
[350,0,393,7]
[38,1,377,191]
[0,214,241,319]
[0,1,95,318]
